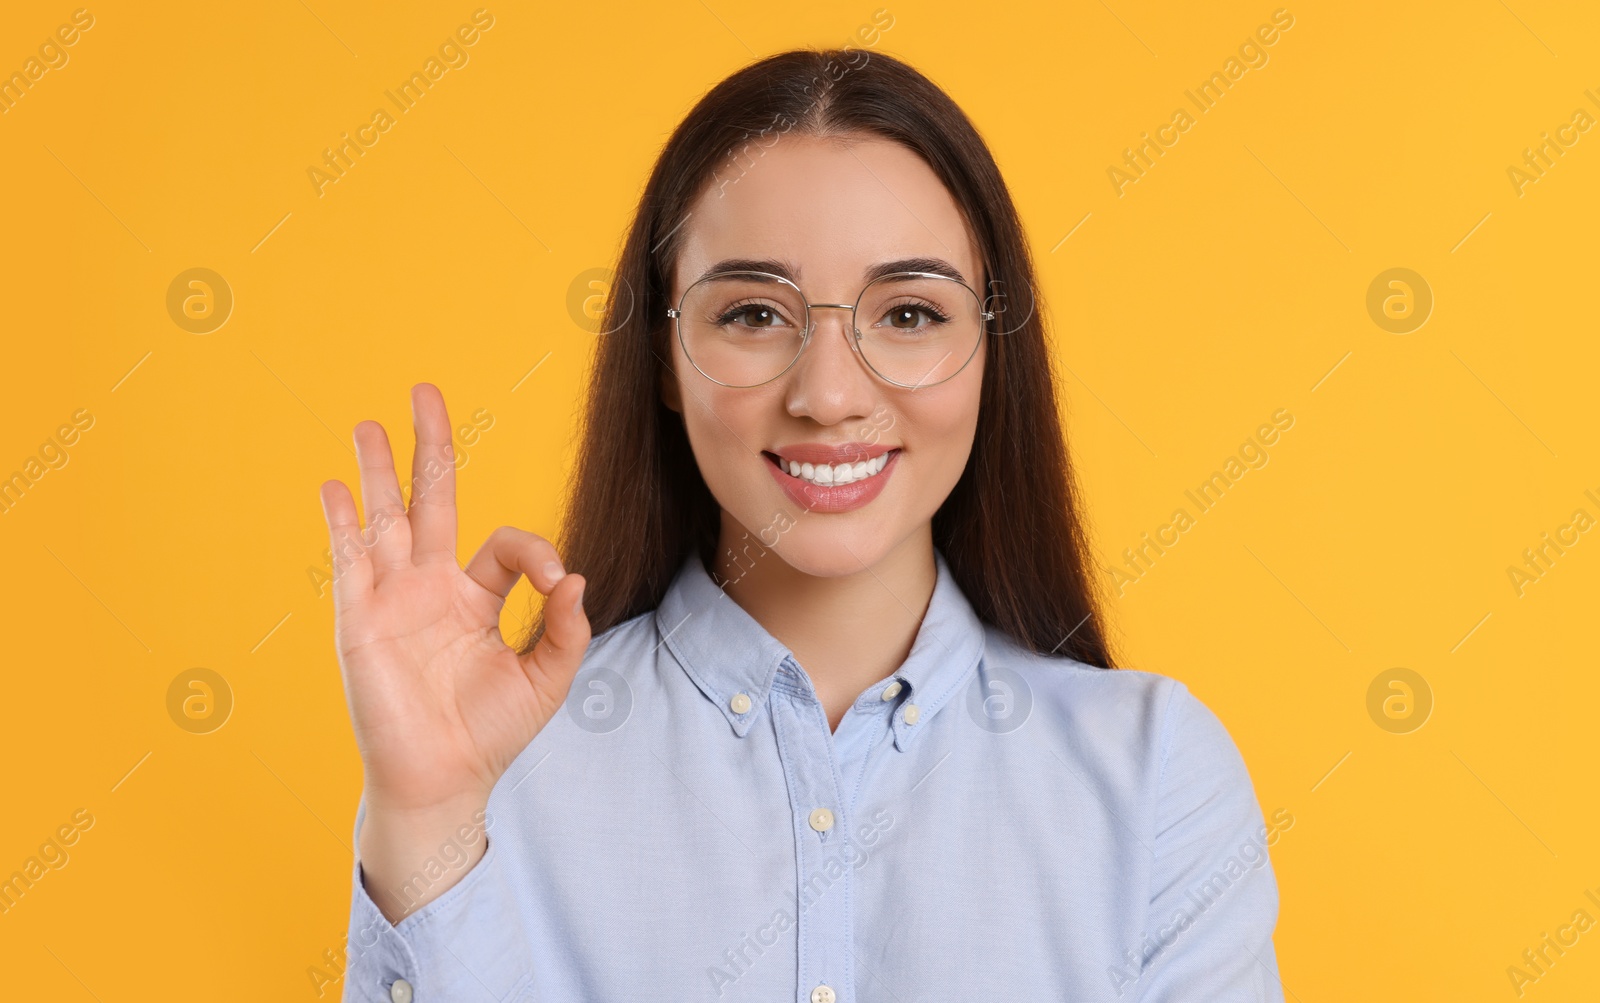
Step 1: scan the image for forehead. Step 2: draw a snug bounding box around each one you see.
[673,133,982,295]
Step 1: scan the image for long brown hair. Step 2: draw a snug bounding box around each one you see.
[518,47,1116,669]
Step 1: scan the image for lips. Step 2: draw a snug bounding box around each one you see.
[761,446,901,514]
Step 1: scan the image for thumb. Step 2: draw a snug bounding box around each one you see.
[519,572,591,702]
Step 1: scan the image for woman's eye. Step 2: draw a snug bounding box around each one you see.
[884,305,941,328]
[725,305,784,327]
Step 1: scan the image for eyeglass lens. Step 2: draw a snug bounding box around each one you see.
[676,272,984,388]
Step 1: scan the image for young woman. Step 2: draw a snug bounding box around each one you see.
[322,47,1284,1003]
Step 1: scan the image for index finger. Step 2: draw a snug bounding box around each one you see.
[408,382,458,562]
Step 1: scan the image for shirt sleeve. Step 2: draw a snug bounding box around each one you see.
[340,794,535,1002]
[1131,681,1287,1003]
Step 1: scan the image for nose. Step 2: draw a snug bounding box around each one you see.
[782,305,878,426]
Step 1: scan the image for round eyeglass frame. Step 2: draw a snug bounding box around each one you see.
[665,269,997,389]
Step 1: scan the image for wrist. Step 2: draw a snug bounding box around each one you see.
[358,796,493,923]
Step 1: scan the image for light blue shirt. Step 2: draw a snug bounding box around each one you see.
[341,547,1285,1002]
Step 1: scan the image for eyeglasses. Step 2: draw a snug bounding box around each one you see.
[665,270,996,389]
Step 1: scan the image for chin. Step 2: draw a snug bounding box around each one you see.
[763,524,897,579]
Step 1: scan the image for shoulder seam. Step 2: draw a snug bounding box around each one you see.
[1153,676,1189,818]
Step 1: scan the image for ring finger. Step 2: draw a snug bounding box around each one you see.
[353,419,414,573]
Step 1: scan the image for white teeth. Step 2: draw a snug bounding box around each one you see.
[777,451,892,487]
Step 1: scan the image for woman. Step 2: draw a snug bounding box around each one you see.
[322,47,1284,1002]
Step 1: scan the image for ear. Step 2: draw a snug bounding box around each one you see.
[659,361,682,414]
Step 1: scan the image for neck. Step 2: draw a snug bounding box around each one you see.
[710,518,937,733]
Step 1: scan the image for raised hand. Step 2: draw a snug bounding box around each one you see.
[319,383,590,921]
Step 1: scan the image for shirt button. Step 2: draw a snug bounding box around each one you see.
[881,681,902,700]
[808,807,835,832]
[903,703,921,725]
[730,692,752,714]
[389,979,414,1003]
[811,985,836,1003]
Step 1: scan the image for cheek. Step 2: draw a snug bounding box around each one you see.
[681,390,767,494]
[904,374,983,484]
[909,403,978,464]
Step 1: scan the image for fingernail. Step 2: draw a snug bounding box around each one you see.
[543,560,566,584]
[573,579,586,616]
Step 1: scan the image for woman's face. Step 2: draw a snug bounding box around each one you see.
[662,133,986,578]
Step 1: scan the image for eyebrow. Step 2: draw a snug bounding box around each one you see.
[694,256,970,287]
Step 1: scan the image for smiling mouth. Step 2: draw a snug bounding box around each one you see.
[762,449,900,487]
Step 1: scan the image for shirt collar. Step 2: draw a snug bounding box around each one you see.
[653,546,987,751]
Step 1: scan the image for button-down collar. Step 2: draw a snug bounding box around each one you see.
[653,546,986,750]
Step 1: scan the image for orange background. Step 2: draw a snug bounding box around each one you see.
[1,0,1596,999]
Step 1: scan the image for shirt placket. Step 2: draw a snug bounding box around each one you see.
[769,656,856,1003]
